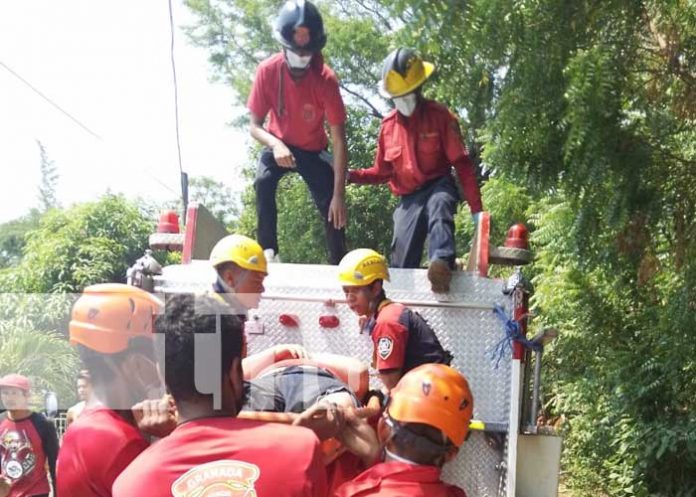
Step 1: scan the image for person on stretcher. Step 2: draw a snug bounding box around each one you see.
[135,340,381,494]
[242,345,380,458]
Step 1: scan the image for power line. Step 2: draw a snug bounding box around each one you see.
[0,60,102,141]
[167,0,188,218]
[1,45,185,206]
[167,0,184,176]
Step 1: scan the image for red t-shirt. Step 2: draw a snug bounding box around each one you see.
[112,416,327,497]
[56,408,149,497]
[0,412,57,497]
[333,461,467,497]
[247,53,347,152]
[326,452,366,496]
[349,100,482,213]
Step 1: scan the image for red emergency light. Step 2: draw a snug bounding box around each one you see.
[504,223,529,250]
[157,210,180,234]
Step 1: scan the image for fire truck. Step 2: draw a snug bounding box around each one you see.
[127,202,562,497]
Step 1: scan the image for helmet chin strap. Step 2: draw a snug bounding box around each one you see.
[217,274,237,294]
[383,448,420,465]
[215,275,251,316]
[383,414,450,466]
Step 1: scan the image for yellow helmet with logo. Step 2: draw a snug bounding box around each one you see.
[338,248,390,286]
[209,234,268,274]
[380,48,435,98]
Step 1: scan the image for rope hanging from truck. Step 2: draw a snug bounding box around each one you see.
[490,304,541,368]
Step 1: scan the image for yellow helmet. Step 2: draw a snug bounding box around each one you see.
[380,48,435,98]
[209,234,268,274]
[337,249,390,286]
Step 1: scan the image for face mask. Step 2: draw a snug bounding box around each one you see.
[393,93,418,117]
[285,49,312,69]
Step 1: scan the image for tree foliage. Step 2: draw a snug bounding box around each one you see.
[184,1,695,494]
[36,140,59,212]
[0,195,159,407]
[0,210,41,269]
[0,315,80,408]
[1,194,154,294]
[188,175,240,227]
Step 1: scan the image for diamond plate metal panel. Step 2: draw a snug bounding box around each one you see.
[443,432,507,497]
[157,262,514,426]
[155,261,516,496]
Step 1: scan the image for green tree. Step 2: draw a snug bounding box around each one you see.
[0,210,41,269]
[0,291,82,407]
[0,319,80,408]
[188,175,240,227]
[0,195,158,406]
[2,194,154,293]
[36,140,59,212]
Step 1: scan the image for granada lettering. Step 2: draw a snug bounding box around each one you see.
[172,460,261,496]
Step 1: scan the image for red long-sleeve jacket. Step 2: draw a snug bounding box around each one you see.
[349,100,482,213]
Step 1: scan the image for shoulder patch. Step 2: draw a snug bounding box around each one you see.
[377,337,394,360]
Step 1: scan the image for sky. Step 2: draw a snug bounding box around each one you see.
[0,0,251,223]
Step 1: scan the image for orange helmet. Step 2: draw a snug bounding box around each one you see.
[69,283,163,354]
[387,364,474,446]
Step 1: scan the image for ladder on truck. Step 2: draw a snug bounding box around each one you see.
[130,202,562,497]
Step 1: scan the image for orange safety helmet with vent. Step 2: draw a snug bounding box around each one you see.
[69,283,163,355]
[387,363,474,446]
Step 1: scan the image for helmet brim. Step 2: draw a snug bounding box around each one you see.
[379,61,435,98]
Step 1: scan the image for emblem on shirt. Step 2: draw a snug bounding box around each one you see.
[302,103,316,122]
[0,429,36,481]
[377,337,394,360]
[171,460,261,497]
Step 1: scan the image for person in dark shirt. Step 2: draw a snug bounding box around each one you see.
[336,249,452,391]
[0,374,58,497]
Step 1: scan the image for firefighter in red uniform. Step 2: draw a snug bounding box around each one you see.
[0,374,58,497]
[348,48,483,293]
[56,284,170,497]
[112,293,327,497]
[334,364,474,497]
[337,249,452,391]
[249,0,348,264]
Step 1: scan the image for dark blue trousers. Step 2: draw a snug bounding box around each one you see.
[254,147,347,264]
[391,175,459,268]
